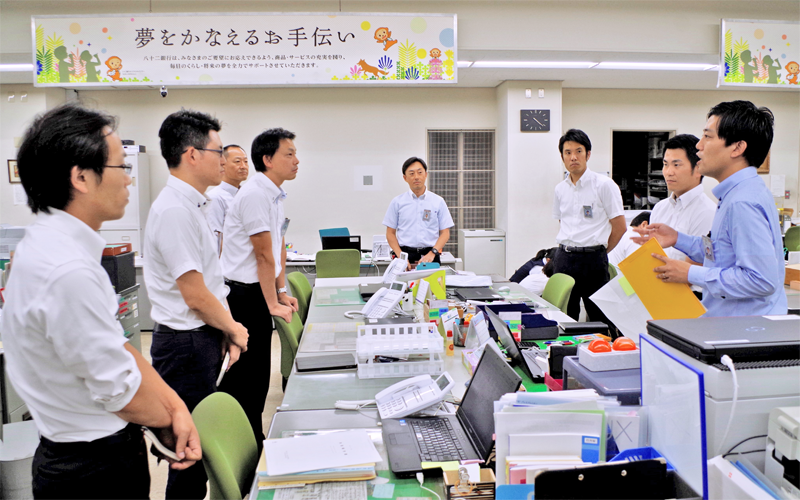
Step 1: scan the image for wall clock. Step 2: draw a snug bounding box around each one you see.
[520,109,550,132]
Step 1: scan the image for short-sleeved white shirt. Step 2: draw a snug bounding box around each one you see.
[553,169,624,248]
[144,175,229,330]
[221,173,286,284]
[206,181,238,251]
[0,209,141,442]
[382,189,454,248]
[650,184,716,261]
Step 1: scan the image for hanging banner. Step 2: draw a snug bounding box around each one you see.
[31,12,457,87]
[719,19,799,88]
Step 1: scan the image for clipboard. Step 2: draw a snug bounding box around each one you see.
[617,238,705,320]
[532,458,668,499]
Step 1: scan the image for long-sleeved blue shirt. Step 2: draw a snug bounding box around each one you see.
[674,167,787,317]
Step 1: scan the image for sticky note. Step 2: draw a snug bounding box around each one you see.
[618,276,635,296]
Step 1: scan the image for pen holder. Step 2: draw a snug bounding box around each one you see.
[444,468,496,500]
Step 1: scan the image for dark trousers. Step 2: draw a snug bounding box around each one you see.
[396,246,442,265]
[32,423,150,499]
[551,247,612,327]
[151,324,224,500]
[218,281,272,457]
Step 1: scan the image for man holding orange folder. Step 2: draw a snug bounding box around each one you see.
[634,101,787,317]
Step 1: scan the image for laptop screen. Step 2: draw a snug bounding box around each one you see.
[456,345,522,460]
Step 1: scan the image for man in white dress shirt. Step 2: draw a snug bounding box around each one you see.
[145,110,249,499]
[383,157,454,267]
[552,129,626,325]
[649,134,716,263]
[608,212,651,266]
[219,128,299,455]
[206,144,249,254]
[0,104,201,498]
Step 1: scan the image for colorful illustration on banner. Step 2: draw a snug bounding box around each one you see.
[374,27,397,51]
[358,59,388,78]
[105,56,123,81]
[429,48,442,80]
[786,61,799,84]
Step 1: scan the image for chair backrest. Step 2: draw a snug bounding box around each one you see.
[274,312,304,380]
[315,249,360,278]
[286,272,313,324]
[608,263,618,280]
[786,226,800,252]
[541,273,576,315]
[319,227,350,239]
[192,392,258,500]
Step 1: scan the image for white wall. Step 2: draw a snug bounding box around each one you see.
[562,88,800,212]
[70,86,497,253]
[0,84,65,227]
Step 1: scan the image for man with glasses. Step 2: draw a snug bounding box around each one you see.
[1,104,201,498]
[144,109,249,499]
[206,144,250,255]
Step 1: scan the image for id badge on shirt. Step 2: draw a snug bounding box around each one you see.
[281,218,290,238]
[422,209,431,221]
[702,234,715,262]
[583,205,593,218]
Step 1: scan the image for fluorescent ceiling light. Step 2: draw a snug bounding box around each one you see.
[457,61,473,68]
[471,61,597,69]
[595,62,718,71]
[0,64,34,72]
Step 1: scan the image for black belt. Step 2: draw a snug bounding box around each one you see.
[559,244,606,253]
[40,423,141,449]
[224,278,261,289]
[153,323,220,334]
[399,245,433,254]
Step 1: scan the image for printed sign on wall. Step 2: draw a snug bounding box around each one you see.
[719,19,799,88]
[31,13,457,87]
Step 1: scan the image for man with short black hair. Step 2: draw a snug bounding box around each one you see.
[608,212,651,266]
[650,134,716,262]
[1,104,201,499]
[383,157,454,267]
[206,144,249,254]
[219,128,299,454]
[636,101,787,316]
[145,109,249,499]
[552,129,626,324]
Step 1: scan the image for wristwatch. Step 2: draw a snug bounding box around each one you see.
[431,248,440,257]
[277,287,288,294]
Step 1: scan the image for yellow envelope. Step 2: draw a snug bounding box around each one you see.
[617,238,706,320]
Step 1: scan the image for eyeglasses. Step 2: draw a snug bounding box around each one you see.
[105,164,133,175]
[184,147,225,157]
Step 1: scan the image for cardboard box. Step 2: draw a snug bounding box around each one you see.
[785,263,800,286]
[103,243,132,256]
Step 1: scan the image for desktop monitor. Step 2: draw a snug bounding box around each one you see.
[321,235,361,251]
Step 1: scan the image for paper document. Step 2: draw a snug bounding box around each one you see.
[273,481,367,500]
[618,238,705,320]
[265,430,381,476]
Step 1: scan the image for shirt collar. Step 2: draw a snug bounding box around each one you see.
[219,181,239,196]
[167,175,210,209]
[256,172,287,204]
[36,209,107,262]
[669,184,705,208]
[712,167,757,201]
[565,168,594,188]
[409,189,427,200]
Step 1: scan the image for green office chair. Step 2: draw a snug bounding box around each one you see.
[274,312,304,391]
[608,263,618,280]
[286,272,313,324]
[541,273,576,315]
[192,392,258,500]
[786,226,800,252]
[315,249,360,278]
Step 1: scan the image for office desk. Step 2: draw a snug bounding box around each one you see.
[286,252,464,283]
[251,409,447,500]
[786,285,800,315]
[283,279,566,411]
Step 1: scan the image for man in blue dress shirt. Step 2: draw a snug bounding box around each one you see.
[635,100,787,316]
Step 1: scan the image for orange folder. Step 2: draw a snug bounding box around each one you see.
[617,238,706,320]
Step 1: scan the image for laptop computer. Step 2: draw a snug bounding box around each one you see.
[646,316,800,364]
[485,308,546,381]
[382,346,521,478]
[321,235,361,251]
[453,287,503,302]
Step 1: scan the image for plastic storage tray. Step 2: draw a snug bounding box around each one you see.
[609,447,675,471]
[356,323,444,379]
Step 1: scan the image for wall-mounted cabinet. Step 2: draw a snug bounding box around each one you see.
[612,131,674,210]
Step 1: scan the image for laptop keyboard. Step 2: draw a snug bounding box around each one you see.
[410,419,469,462]
[517,341,539,348]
